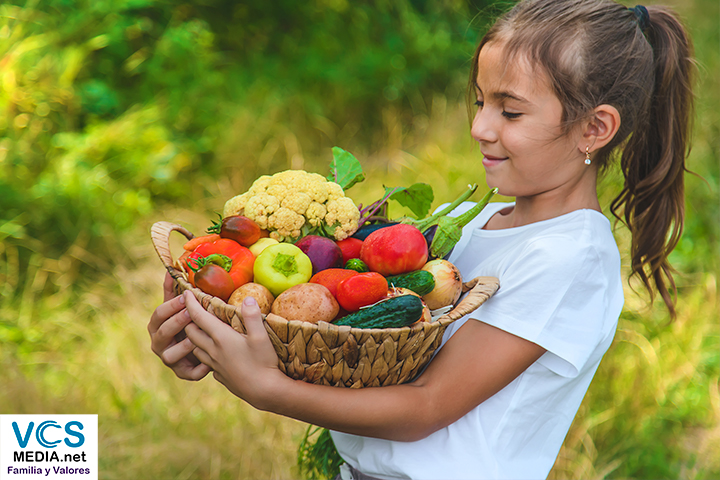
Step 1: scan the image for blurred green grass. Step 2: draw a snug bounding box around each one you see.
[1,0,718,478]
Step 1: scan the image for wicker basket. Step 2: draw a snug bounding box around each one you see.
[151,221,499,388]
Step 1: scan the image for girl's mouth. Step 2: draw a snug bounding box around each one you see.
[482,154,507,167]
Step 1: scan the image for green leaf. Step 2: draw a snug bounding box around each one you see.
[327,146,365,190]
[387,183,434,219]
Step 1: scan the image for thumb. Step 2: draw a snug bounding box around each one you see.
[241,296,267,339]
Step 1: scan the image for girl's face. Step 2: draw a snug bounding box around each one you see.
[471,42,587,199]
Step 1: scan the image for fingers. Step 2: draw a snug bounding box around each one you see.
[240,297,267,340]
[192,344,214,367]
[161,337,195,366]
[150,313,193,360]
[172,357,212,381]
[162,272,176,303]
[183,290,230,339]
[184,362,212,381]
[185,321,215,355]
[148,294,186,336]
[150,276,214,382]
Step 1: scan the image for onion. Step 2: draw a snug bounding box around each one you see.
[421,259,463,310]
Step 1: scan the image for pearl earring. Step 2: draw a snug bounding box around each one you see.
[585,146,592,165]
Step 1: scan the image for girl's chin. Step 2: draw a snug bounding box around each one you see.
[483,176,513,199]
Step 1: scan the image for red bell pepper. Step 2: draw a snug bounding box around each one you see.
[183,238,255,290]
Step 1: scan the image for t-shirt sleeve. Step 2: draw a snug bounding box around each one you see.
[469,235,612,378]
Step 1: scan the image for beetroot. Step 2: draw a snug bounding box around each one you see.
[294,235,344,275]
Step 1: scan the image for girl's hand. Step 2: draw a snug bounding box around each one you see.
[183,290,288,407]
[148,273,212,381]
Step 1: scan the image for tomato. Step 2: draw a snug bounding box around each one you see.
[194,264,235,301]
[335,237,364,265]
[336,272,388,311]
[359,224,428,276]
[208,215,262,247]
[310,268,359,299]
[190,238,254,290]
[253,243,313,296]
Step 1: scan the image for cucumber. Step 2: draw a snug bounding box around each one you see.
[333,295,423,329]
[385,270,436,296]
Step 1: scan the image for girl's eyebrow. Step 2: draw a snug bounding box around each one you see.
[474,82,532,104]
[492,91,531,104]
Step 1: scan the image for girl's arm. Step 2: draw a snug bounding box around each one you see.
[184,290,545,442]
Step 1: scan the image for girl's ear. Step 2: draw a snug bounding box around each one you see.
[579,104,621,153]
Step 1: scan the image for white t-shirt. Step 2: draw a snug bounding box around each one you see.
[331,202,624,480]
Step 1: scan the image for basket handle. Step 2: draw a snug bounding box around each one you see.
[437,276,500,324]
[150,221,195,278]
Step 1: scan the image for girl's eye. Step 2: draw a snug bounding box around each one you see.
[474,100,483,108]
[502,111,522,119]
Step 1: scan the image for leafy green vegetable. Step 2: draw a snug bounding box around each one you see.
[397,183,479,231]
[328,147,366,190]
[386,183,434,219]
[297,426,343,480]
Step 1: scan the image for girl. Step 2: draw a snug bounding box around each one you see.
[149,0,694,478]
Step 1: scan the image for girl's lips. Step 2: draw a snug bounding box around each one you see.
[482,154,507,167]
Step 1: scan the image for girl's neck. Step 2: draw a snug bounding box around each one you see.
[484,177,602,230]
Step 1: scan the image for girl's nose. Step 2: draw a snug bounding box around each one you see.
[470,107,498,144]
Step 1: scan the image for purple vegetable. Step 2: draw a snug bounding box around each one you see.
[294,235,343,275]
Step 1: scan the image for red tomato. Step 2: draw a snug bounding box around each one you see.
[335,237,364,265]
[194,264,235,301]
[217,215,262,247]
[359,224,428,276]
[310,268,359,299]
[190,238,254,290]
[336,272,388,312]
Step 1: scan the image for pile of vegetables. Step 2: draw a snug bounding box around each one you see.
[178,147,496,329]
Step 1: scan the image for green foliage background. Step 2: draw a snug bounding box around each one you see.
[1,0,718,478]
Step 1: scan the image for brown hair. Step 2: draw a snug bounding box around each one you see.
[468,0,695,318]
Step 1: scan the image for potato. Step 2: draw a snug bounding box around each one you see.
[228,282,275,315]
[271,283,339,324]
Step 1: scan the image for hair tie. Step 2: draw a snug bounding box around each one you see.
[629,5,651,32]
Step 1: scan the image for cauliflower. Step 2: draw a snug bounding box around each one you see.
[305,201,328,227]
[325,197,361,240]
[223,169,360,242]
[267,207,305,240]
[242,193,280,230]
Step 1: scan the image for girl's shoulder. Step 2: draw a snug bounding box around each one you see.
[453,205,620,277]
[444,202,620,275]
[506,209,619,267]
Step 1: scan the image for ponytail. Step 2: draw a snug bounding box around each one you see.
[610,6,695,318]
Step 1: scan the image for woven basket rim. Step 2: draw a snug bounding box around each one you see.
[151,221,499,334]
